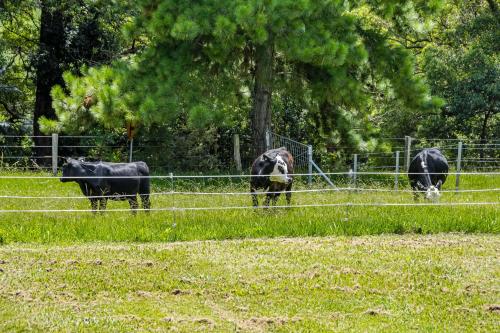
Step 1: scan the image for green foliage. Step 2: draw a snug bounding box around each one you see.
[370,0,498,142]
[46,65,132,134]
[0,0,39,123]
[76,0,438,162]
[6,0,498,173]
[0,0,138,132]
[421,1,499,140]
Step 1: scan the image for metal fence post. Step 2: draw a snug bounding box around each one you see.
[404,136,412,171]
[170,172,176,224]
[129,138,134,163]
[455,141,463,193]
[265,130,271,151]
[394,151,400,191]
[307,145,313,186]
[51,133,58,176]
[352,154,358,189]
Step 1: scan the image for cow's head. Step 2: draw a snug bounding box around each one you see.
[266,154,290,184]
[425,185,441,202]
[416,179,441,202]
[60,158,85,182]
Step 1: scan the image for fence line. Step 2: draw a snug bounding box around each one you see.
[3,171,500,179]
[0,171,498,180]
[0,187,499,200]
[0,201,497,214]
[1,135,498,181]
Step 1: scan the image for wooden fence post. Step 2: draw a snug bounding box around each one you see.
[233,134,242,172]
[404,136,412,171]
[51,133,58,176]
[352,154,358,189]
[394,151,400,191]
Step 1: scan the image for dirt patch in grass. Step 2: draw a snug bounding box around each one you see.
[486,305,500,313]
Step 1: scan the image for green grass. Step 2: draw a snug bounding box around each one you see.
[0,171,498,331]
[0,235,499,332]
[0,171,498,243]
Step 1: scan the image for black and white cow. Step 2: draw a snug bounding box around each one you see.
[61,158,150,213]
[408,148,449,201]
[250,147,294,207]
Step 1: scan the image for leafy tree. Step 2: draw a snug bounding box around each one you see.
[0,0,39,124]
[1,0,138,161]
[421,0,499,143]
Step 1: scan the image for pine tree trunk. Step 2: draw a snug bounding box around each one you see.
[33,2,65,165]
[250,38,274,157]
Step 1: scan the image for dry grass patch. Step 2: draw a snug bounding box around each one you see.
[0,234,499,332]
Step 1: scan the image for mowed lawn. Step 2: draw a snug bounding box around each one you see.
[0,235,499,332]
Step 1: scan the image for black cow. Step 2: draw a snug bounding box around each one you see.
[250,147,294,207]
[408,148,449,201]
[61,158,150,213]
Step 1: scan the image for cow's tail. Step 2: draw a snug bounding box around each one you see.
[136,162,150,210]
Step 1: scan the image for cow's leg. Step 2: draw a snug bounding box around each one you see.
[412,186,420,201]
[140,194,150,212]
[436,179,443,190]
[264,193,272,207]
[99,198,107,212]
[128,196,139,214]
[90,198,98,213]
[251,187,259,207]
[271,192,281,206]
[139,177,150,213]
[268,184,281,206]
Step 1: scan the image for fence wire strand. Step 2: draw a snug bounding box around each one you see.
[0,201,497,214]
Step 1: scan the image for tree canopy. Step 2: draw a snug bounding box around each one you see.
[1,0,498,170]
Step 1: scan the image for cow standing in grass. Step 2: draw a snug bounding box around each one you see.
[408,148,449,201]
[250,147,294,207]
[60,158,150,213]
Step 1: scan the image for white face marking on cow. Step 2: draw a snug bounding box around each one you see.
[269,155,289,184]
[425,185,441,202]
[421,161,427,169]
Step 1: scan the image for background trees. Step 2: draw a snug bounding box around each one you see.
[0,0,39,126]
[0,0,497,171]
[421,0,499,143]
[1,0,136,161]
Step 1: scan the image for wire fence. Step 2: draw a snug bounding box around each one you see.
[266,131,310,168]
[0,171,498,214]
[0,132,497,218]
[0,134,499,182]
[0,202,498,214]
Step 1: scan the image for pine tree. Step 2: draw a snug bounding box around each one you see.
[119,0,442,155]
[49,0,443,158]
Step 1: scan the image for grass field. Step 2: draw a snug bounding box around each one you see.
[0,171,498,243]
[1,235,499,332]
[0,171,498,331]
